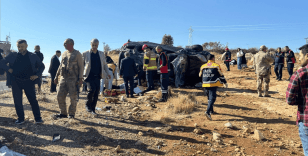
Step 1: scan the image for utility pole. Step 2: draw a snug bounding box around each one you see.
[188,26,193,47]
[305,38,308,44]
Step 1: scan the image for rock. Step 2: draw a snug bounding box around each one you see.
[295,143,302,148]
[146,130,155,135]
[155,141,164,146]
[119,96,127,102]
[132,107,139,112]
[213,131,222,141]
[253,129,265,141]
[235,147,240,152]
[138,131,144,136]
[229,140,234,144]
[12,137,22,144]
[210,147,217,152]
[224,122,233,128]
[196,151,202,154]
[201,135,207,139]
[135,140,143,146]
[193,128,203,134]
[115,145,121,152]
[194,123,198,128]
[243,127,252,134]
[0,136,5,142]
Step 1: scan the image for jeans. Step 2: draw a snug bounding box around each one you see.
[298,122,308,155]
[237,57,242,70]
[204,87,217,114]
[225,62,230,71]
[160,73,169,93]
[123,76,134,96]
[146,70,155,90]
[11,78,42,121]
[287,63,294,79]
[85,77,100,111]
[50,73,57,92]
[274,64,283,80]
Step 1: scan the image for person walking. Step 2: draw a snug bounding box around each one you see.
[236,48,244,70]
[156,46,169,102]
[54,38,84,119]
[142,44,157,92]
[83,38,110,115]
[253,45,274,97]
[199,54,227,121]
[34,45,44,93]
[0,39,44,124]
[224,48,231,71]
[274,47,285,81]
[285,46,296,81]
[120,52,138,98]
[48,50,61,93]
[286,60,308,155]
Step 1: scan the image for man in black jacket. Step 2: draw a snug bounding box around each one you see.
[120,52,138,98]
[274,47,285,81]
[48,50,61,93]
[0,39,45,124]
[224,48,231,71]
[34,45,44,93]
[285,46,295,81]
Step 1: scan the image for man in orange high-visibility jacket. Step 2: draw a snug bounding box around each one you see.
[199,54,228,121]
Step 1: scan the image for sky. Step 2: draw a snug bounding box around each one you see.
[1,0,308,75]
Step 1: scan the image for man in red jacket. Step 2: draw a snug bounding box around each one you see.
[156,46,169,102]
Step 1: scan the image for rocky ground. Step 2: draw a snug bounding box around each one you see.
[0,53,305,156]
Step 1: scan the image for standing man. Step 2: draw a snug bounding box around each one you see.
[120,52,138,98]
[83,39,110,115]
[236,48,244,70]
[224,48,231,71]
[199,54,227,120]
[253,45,274,97]
[54,38,84,119]
[156,46,169,102]
[286,60,308,155]
[274,47,285,81]
[286,46,295,81]
[34,45,44,93]
[48,50,61,93]
[241,50,248,69]
[0,39,44,124]
[142,44,157,92]
[100,51,116,95]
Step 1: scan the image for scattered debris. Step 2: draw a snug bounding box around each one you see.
[252,129,265,141]
[224,122,233,128]
[52,133,61,142]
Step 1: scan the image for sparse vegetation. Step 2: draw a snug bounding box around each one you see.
[161,34,174,46]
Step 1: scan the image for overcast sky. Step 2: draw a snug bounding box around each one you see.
[1,0,308,75]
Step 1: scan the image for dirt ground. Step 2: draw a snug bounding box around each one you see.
[0,53,305,156]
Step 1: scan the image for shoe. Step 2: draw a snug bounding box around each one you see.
[276,78,279,80]
[91,111,98,115]
[15,119,25,125]
[35,119,44,124]
[263,94,271,97]
[210,111,218,115]
[138,93,144,96]
[130,95,135,98]
[54,114,67,119]
[205,113,212,121]
[278,79,282,81]
[158,98,166,102]
[85,106,92,112]
[126,95,129,98]
[68,115,75,119]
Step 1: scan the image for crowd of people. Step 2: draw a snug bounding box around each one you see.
[0,39,307,155]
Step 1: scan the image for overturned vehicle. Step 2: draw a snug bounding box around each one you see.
[118,41,211,88]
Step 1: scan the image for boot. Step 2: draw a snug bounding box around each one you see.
[263,91,271,97]
[158,93,167,102]
[257,91,262,97]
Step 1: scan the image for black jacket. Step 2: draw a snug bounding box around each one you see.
[224,51,231,61]
[120,57,137,77]
[118,51,125,71]
[286,50,295,63]
[48,55,60,75]
[34,51,44,62]
[274,52,285,65]
[242,52,247,64]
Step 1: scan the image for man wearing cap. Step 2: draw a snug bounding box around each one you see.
[83,38,110,115]
[223,48,231,71]
[285,46,295,81]
[54,38,84,119]
[253,45,274,97]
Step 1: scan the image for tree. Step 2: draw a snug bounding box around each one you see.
[161,34,174,46]
[177,45,183,48]
[104,44,111,52]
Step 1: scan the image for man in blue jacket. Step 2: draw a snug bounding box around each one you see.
[120,52,138,98]
[285,46,295,81]
[0,39,45,124]
[274,47,285,81]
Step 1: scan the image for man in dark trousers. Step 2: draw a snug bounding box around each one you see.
[120,52,138,98]
[156,46,169,102]
[274,47,285,81]
[0,49,4,75]
[34,45,44,93]
[223,48,231,71]
[48,50,61,93]
[0,39,45,124]
[83,38,110,115]
[285,46,295,81]
[199,54,227,120]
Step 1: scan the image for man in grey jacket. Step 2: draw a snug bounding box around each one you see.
[82,38,110,115]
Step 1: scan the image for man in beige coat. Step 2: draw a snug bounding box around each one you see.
[253,45,274,97]
[54,38,84,119]
[82,38,110,115]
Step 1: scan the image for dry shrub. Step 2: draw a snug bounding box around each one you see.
[37,93,49,102]
[168,94,198,114]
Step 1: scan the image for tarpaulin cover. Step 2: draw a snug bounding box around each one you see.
[119,41,210,88]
